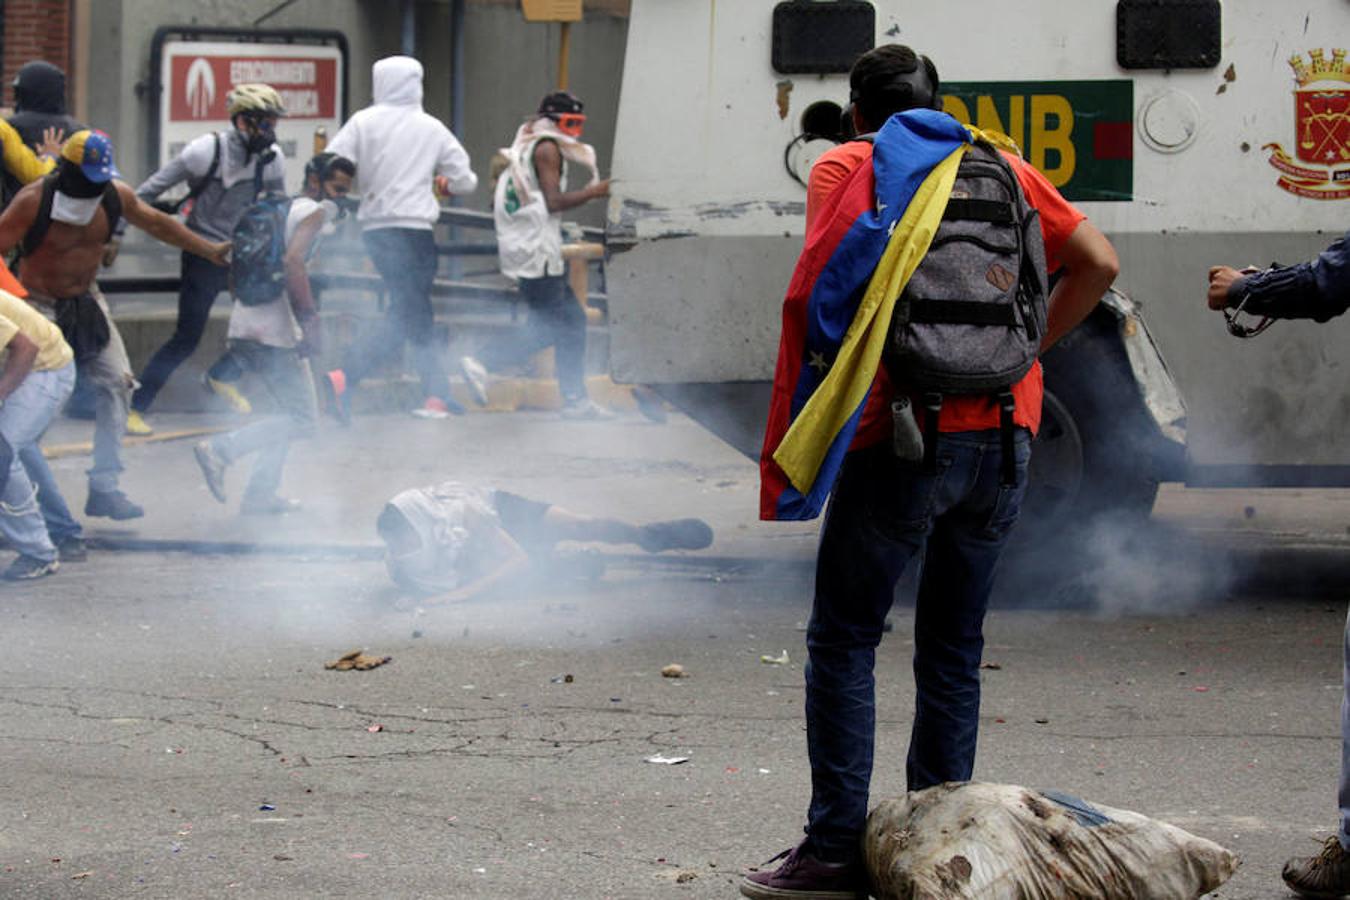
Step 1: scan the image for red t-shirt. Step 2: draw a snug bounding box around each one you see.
[805,141,1086,443]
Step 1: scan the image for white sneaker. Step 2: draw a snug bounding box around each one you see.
[560,398,616,421]
[459,355,489,406]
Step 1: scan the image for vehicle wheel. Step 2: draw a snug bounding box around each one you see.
[999,310,1167,599]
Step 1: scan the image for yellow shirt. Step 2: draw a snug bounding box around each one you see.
[0,289,72,371]
[0,119,55,185]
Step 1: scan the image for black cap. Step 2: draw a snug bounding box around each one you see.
[538,90,584,117]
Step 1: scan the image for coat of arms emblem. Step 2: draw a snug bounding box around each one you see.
[1265,48,1350,200]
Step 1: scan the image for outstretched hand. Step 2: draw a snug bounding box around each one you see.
[1207,265,1260,310]
[37,126,65,159]
[207,241,232,268]
[434,175,451,198]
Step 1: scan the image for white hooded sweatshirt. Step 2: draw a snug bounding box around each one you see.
[327,56,477,231]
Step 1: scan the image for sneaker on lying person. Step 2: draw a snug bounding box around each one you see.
[1284,835,1350,898]
[639,518,714,553]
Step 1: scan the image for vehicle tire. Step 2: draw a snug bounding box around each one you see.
[998,309,1167,600]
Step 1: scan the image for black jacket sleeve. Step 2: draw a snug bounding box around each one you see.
[1233,230,1350,322]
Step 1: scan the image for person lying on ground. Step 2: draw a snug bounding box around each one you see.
[376,480,714,603]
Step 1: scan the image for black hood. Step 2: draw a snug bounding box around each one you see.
[13,61,67,114]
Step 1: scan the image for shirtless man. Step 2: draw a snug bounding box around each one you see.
[0,130,229,522]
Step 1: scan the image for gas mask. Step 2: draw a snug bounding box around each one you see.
[239,115,278,158]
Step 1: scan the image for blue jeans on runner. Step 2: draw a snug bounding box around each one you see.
[20,442,81,544]
[804,430,1030,859]
[478,274,588,403]
[340,228,450,403]
[0,363,75,562]
[133,251,230,412]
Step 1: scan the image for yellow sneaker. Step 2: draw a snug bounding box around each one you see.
[125,409,153,436]
[206,377,252,414]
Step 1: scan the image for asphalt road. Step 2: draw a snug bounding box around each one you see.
[3,409,1348,899]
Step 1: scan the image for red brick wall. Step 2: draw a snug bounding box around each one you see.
[2,0,73,108]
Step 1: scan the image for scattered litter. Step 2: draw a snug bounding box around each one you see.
[473,867,487,874]
[325,649,392,671]
[610,697,622,703]
[273,855,293,862]
[677,871,698,883]
[646,754,690,765]
[347,853,369,860]
[1194,686,1210,693]
[259,804,276,811]
[758,768,772,774]
[367,724,384,733]
[760,650,790,665]
[1034,718,1050,724]
[726,766,741,774]
[549,674,575,684]
[71,871,93,880]
[980,662,1003,670]
[661,664,687,679]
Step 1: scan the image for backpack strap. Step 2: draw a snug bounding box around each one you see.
[100,182,122,239]
[185,132,222,205]
[20,172,59,257]
[998,390,1017,487]
[922,392,943,474]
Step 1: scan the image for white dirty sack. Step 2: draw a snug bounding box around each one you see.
[864,781,1238,900]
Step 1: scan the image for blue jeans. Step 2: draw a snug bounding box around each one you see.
[341,228,450,402]
[479,274,588,402]
[208,340,316,502]
[0,364,75,561]
[804,430,1030,858]
[133,251,229,412]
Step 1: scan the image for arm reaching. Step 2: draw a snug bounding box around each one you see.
[534,140,608,214]
[0,183,40,257]
[117,182,230,266]
[0,329,39,401]
[0,120,54,185]
[284,207,326,355]
[1040,218,1119,352]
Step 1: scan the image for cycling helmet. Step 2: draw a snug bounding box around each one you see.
[226,83,287,119]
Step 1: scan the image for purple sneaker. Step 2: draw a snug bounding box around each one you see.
[740,841,869,899]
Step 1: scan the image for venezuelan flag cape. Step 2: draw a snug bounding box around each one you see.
[759,109,973,521]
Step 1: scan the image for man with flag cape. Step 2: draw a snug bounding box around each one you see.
[745,44,1120,899]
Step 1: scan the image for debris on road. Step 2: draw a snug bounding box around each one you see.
[646,754,690,765]
[661,664,687,678]
[760,650,790,665]
[549,674,575,684]
[367,724,384,733]
[980,662,1003,670]
[325,649,392,671]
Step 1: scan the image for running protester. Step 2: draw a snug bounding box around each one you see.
[131,83,287,431]
[0,274,75,581]
[0,130,230,522]
[192,153,355,515]
[321,55,477,422]
[460,91,612,420]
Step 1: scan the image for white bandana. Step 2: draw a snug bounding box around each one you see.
[51,191,102,226]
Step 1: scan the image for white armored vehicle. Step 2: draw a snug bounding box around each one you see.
[606,0,1348,536]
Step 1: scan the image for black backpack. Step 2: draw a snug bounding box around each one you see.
[881,139,1049,482]
[230,193,292,307]
[21,171,122,256]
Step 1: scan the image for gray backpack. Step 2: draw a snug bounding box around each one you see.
[882,140,1049,481]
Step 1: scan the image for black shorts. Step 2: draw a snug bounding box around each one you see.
[492,490,552,552]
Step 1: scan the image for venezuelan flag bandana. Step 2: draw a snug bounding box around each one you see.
[760,109,979,521]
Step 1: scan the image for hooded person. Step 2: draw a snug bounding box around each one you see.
[130,83,288,431]
[458,91,613,420]
[9,61,81,150]
[320,56,478,422]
